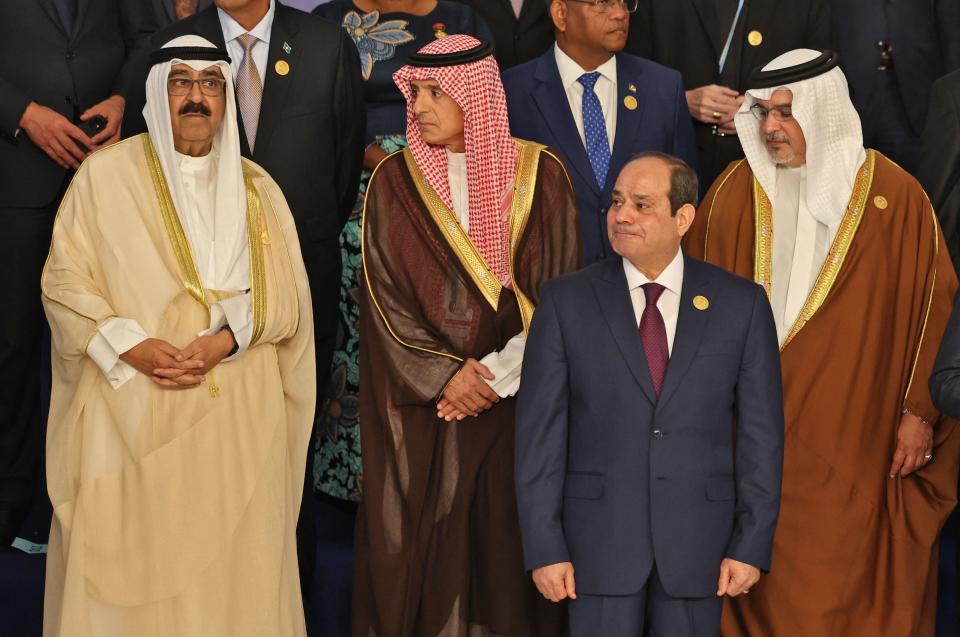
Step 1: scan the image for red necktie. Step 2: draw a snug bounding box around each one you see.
[639,283,669,397]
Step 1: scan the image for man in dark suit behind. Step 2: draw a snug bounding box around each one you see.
[828,0,960,175]
[920,69,960,273]
[121,1,364,628]
[0,0,156,547]
[502,0,697,264]
[626,0,831,187]
[516,153,784,636]
[455,0,554,69]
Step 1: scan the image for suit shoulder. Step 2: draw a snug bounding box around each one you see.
[282,4,349,35]
[502,57,539,86]
[686,256,761,297]
[618,53,683,85]
[541,260,607,297]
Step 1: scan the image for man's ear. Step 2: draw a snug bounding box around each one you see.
[550,0,567,33]
[676,203,696,238]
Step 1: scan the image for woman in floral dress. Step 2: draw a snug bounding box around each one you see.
[311,0,491,502]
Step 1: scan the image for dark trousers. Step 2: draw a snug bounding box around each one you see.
[569,566,723,637]
[0,194,60,514]
[862,68,920,176]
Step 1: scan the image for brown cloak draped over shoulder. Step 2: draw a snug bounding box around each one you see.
[356,139,581,637]
[685,151,960,636]
[41,134,315,637]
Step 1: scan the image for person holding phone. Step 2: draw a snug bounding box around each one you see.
[0,0,156,549]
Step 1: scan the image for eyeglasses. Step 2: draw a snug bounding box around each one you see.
[167,77,227,97]
[565,0,639,13]
[749,103,794,122]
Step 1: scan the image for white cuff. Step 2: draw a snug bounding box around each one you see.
[479,331,526,398]
[200,293,253,361]
[87,318,148,389]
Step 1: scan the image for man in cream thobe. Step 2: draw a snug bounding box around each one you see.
[41,35,315,637]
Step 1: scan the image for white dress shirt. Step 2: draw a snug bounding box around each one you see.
[623,248,684,355]
[447,150,525,397]
[87,152,254,389]
[218,0,275,86]
[554,43,617,153]
[770,166,832,345]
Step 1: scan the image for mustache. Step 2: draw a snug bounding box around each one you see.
[765,132,788,143]
[179,101,211,116]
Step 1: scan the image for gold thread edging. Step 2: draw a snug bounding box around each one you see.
[780,150,877,349]
[243,170,267,347]
[143,135,208,309]
[903,201,940,402]
[752,177,773,297]
[401,148,502,310]
[360,152,464,364]
[704,160,744,261]
[508,139,543,334]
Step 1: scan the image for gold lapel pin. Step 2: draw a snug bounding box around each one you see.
[693,295,710,311]
[624,95,638,111]
[748,30,763,47]
[275,59,290,76]
[873,195,888,210]
[628,84,637,92]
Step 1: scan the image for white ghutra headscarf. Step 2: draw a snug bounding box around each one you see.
[735,49,867,230]
[143,35,249,292]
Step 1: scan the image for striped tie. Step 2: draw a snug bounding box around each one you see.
[236,33,262,152]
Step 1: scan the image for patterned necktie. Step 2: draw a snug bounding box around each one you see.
[577,71,611,189]
[639,283,669,397]
[236,33,263,152]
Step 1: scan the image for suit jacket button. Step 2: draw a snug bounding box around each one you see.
[652,429,663,439]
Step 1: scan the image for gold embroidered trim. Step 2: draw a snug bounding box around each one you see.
[703,160,745,261]
[780,150,876,349]
[243,170,267,347]
[361,152,464,363]
[402,147,502,310]
[508,139,544,334]
[752,177,773,296]
[903,201,940,402]
[143,135,208,309]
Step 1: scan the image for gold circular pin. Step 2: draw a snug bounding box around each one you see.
[873,195,888,210]
[693,295,710,311]
[747,30,763,47]
[275,60,290,76]
[624,95,638,111]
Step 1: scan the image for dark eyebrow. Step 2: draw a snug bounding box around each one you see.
[200,69,222,78]
[630,193,655,202]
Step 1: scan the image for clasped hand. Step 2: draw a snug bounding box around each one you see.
[119,330,236,389]
[19,95,124,169]
[436,358,499,421]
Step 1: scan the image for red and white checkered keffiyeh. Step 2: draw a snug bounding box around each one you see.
[393,34,518,287]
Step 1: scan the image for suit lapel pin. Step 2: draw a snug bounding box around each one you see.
[282,41,292,54]
[748,30,763,46]
[693,295,709,311]
[275,59,290,76]
[628,84,637,92]
[624,95,638,111]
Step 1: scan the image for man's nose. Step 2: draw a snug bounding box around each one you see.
[609,0,628,20]
[186,80,204,101]
[760,116,779,135]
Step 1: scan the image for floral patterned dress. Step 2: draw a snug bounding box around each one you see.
[310,0,491,501]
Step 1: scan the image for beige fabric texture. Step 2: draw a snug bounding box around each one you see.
[40,134,315,637]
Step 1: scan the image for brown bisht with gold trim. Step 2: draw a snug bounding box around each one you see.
[356,139,581,637]
[685,150,960,636]
[41,134,315,637]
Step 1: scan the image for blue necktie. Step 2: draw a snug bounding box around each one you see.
[578,71,611,189]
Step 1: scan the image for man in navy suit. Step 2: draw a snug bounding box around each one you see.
[515,152,784,635]
[501,0,697,264]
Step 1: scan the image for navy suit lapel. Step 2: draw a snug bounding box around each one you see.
[689,0,722,60]
[70,0,89,41]
[656,254,711,411]
[605,55,648,193]
[532,53,600,197]
[591,258,657,405]
[253,5,300,162]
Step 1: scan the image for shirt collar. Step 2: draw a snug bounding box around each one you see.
[218,0,275,45]
[554,43,617,91]
[623,248,685,296]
